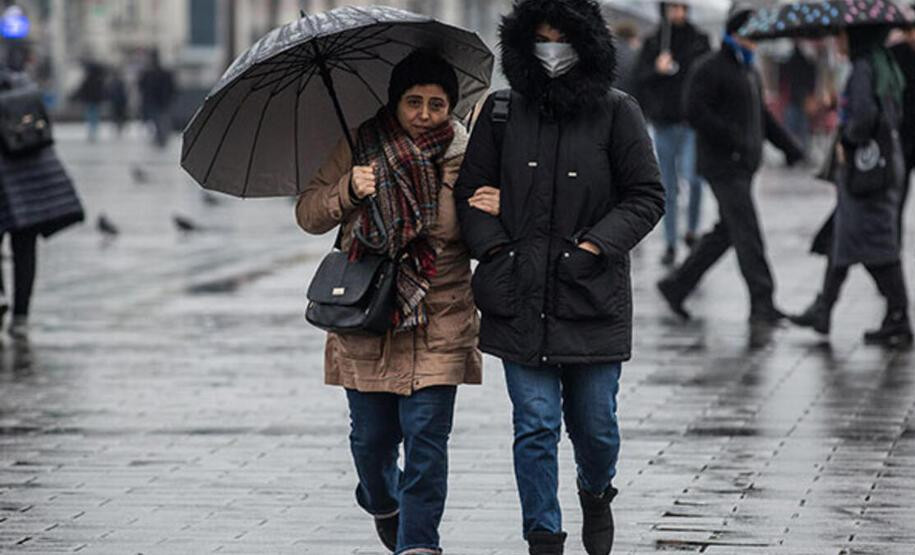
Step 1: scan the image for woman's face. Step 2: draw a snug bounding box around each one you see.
[535,23,568,43]
[396,84,450,140]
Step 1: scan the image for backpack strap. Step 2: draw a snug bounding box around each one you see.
[490,89,512,152]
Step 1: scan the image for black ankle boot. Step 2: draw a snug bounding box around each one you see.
[579,485,618,555]
[864,308,914,348]
[528,531,567,555]
[789,294,831,335]
[374,512,398,552]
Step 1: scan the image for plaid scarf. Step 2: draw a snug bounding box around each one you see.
[349,108,455,331]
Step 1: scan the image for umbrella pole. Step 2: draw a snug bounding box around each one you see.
[312,42,356,152]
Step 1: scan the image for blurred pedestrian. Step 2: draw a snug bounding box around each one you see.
[296,50,481,554]
[138,51,176,148]
[657,3,804,326]
[780,42,818,150]
[634,2,711,266]
[108,70,129,137]
[0,59,85,337]
[71,61,107,142]
[890,12,915,243]
[613,21,641,95]
[790,26,911,347]
[455,0,664,552]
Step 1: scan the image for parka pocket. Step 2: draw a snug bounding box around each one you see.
[470,248,518,318]
[554,248,624,320]
[336,333,384,361]
[423,288,478,352]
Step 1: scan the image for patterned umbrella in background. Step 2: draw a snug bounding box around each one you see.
[738,0,915,40]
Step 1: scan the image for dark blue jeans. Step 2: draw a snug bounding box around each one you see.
[346,386,456,554]
[503,362,622,538]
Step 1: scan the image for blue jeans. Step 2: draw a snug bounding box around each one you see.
[503,361,622,538]
[654,124,703,247]
[346,386,456,554]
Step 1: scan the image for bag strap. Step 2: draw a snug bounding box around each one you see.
[491,89,512,154]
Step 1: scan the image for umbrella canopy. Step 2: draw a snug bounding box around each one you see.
[181,6,494,198]
[737,0,915,40]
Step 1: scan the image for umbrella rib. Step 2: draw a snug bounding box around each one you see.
[250,59,310,93]
[202,84,258,184]
[240,96,273,198]
[324,59,386,106]
[182,87,231,163]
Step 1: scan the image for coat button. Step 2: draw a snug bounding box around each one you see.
[540,312,546,320]
[563,252,570,258]
[541,356,548,362]
[508,251,515,257]
[528,161,538,167]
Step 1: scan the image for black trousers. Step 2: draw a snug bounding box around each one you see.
[821,260,908,312]
[0,230,38,316]
[900,159,913,245]
[668,171,776,311]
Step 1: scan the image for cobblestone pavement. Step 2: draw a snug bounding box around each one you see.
[0,124,913,554]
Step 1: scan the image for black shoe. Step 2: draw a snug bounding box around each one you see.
[579,485,618,555]
[863,309,914,348]
[374,512,398,552]
[657,278,691,320]
[788,294,831,335]
[684,232,698,250]
[749,305,787,326]
[660,246,676,267]
[528,531,567,555]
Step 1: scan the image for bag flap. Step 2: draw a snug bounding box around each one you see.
[307,251,390,305]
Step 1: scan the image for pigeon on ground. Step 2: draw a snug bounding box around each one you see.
[131,165,149,184]
[96,214,119,236]
[172,214,201,232]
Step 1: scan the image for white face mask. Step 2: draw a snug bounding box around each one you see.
[534,42,579,78]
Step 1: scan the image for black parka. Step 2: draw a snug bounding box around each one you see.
[455,0,664,367]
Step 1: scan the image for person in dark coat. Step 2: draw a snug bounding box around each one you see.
[71,61,107,142]
[790,26,911,347]
[613,21,641,95]
[781,42,819,150]
[455,1,665,552]
[0,66,85,337]
[890,15,915,243]
[634,2,711,265]
[138,51,176,148]
[108,70,129,137]
[656,4,804,326]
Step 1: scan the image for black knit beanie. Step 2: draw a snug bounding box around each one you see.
[387,49,459,114]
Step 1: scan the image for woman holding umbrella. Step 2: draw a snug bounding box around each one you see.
[296,49,482,554]
[790,24,912,346]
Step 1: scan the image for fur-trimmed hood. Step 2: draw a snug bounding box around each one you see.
[499,0,616,119]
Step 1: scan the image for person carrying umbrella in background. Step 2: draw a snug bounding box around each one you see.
[634,1,711,266]
[656,3,804,326]
[791,25,912,346]
[890,5,915,242]
[456,0,665,552]
[181,7,494,553]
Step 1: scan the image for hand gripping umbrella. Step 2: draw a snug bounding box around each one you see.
[181,6,494,198]
[737,0,915,41]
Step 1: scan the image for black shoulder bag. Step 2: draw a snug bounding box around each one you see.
[0,85,54,156]
[305,197,397,336]
[845,95,898,197]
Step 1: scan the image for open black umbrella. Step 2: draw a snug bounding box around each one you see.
[181,6,494,198]
[737,0,915,40]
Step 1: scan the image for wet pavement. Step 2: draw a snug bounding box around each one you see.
[1,124,914,554]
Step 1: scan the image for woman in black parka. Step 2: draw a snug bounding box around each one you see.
[790,26,912,347]
[455,1,664,553]
[0,61,84,337]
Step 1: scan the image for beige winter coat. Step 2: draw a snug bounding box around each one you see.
[296,120,482,395]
